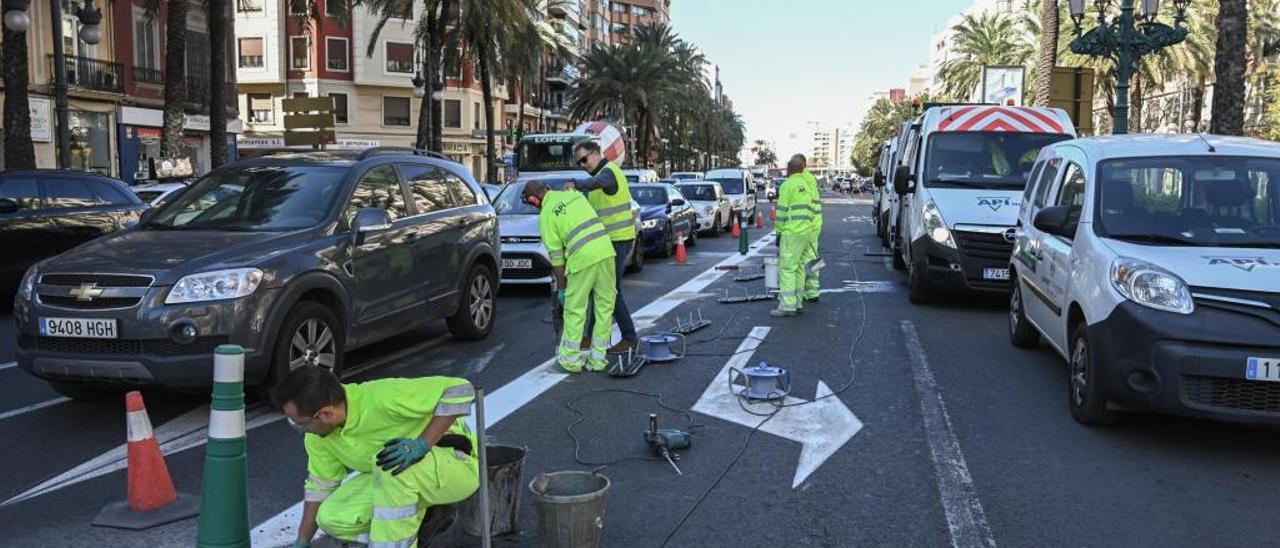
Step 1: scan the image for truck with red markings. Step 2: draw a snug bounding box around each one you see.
[888,104,1077,303]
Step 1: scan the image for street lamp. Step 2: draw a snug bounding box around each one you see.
[1069,0,1189,134]
[412,73,427,98]
[4,0,104,169]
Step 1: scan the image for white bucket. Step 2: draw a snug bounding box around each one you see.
[764,257,779,290]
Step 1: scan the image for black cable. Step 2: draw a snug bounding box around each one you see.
[564,388,701,469]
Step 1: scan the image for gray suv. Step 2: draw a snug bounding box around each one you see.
[12,149,500,399]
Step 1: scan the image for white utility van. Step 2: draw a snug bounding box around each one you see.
[1009,134,1280,427]
[892,104,1076,302]
[874,139,896,246]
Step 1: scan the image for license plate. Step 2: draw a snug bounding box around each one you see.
[39,317,118,339]
[502,259,532,270]
[982,267,1010,281]
[1246,357,1280,382]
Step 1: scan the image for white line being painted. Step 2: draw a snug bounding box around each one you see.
[820,281,898,295]
[250,232,779,547]
[691,326,862,488]
[0,361,17,371]
[900,321,996,548]
[0,397,71,422]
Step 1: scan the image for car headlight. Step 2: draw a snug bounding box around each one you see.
[922,200,956,249]
[641,219,660,230]
[166,268,264,304]
[1110,258,1194,314]
[17,266,37,301]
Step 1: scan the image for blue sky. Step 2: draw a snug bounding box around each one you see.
[670,0,969,159]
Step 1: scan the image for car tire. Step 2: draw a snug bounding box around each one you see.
[710,214,721,237]
[657,225,674,258]
[907,258,931,304]
[47,380,115,401]
[1068,322,1116,426]
[891,234,907,271]
[686,224,697,247]
[447,262,497,341]
[262,300,346,403]
[626,244,644,273]
[1008,276,1040,348]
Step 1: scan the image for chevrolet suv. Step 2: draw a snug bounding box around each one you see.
[13,149,500,399]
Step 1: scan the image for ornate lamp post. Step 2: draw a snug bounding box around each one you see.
[1068,0,1190,134]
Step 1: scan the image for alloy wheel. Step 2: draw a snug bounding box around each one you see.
[1071,337,1089,408]
[1009,286,1022,336]
[290,318,336,371]
[469,273,494,329]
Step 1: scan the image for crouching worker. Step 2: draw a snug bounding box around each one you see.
[278,366,479,548]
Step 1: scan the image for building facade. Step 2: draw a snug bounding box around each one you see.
[609,0,669,42]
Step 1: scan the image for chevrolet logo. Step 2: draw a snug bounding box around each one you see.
[70,282,105,301]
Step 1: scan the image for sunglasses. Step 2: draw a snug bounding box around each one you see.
[575,154,591,166]
[287,411,321,434]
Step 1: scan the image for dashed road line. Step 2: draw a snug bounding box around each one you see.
[0,361,17,371]
[0,397,71,422]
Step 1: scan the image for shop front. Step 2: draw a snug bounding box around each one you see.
[234,136,382,158]
[117,106,242,185]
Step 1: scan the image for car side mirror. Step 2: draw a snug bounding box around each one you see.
[1033,205,1076,238]
[873,169,886,188]
[352,207,393,244]
[670,198,686,207]
[893,165,914,195]
[0,197,19,214]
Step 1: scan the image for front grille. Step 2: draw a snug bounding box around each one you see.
[1183,374,1280,414]
[18,335,229,357]
[954,230,1014,261]
[38,295,143,310]
[40,274,153,287]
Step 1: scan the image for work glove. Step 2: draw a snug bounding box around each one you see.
[376,438,431,475]
[289,541,310,548]
[555,289,566,306]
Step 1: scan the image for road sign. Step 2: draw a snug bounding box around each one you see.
[282,97,337,149]
[1049,67,1095,134]
[283,113,336,130]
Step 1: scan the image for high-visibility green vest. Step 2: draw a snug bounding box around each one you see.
[586,162,637,242]
[802,170,823,232]
[777,173,816,235]
[540,190,616,274]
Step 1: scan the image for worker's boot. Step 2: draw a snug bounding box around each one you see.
[416,504,457,546]
[769,308,797,318]
[607,338,637,354]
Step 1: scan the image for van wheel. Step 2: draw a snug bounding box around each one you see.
[448,263,497,340]
[891,235,907,270]
[1009,276,1040,348]
[47,380,115,401]
[1068,322,1116,426]
[262,300,345,404]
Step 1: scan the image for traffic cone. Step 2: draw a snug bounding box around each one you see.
[674,232,688,265]
[93,391,199,530]
[770,208,777,221]
[756,210,765,228]
[197,345,251,548]
[731,219,741,238]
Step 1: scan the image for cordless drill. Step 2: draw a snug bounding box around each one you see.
[645,414,692,475]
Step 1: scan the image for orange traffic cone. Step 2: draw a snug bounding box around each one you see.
[674,232,688,265]
[770,208,777,222]
[731,220,741,238]
[756,210,765,228]
[94,391,199,530]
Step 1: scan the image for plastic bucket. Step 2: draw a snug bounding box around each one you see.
[460,445,527,537]
[529,471,611,548]
[764,257,780,290]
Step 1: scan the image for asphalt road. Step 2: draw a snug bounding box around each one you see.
[2,193,1279,548]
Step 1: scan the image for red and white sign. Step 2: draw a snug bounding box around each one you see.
[574,121,626,164]
[936,106,1067,134]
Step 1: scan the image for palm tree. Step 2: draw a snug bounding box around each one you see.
[3,25,35,169]
[161,0,189,157]
[1211,0,1247,135]
[455,0,529,181]
[208,0,230,169]
[1034,0,1058,105]
[750,140,777,167]
[937,13,1032,101]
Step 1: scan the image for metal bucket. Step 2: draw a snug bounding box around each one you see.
[764,257,780,290]
[529,471,611,548]
[460,445,527,537]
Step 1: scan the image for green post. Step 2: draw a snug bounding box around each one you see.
[196,345,250,548]
[738,209,749,255]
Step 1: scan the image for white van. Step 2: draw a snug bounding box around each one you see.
[704,168,758,222]
[874,138,897,247]
[892,105,1076,302]
[1009,134,1280,427]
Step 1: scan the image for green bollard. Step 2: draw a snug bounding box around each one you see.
[738,209,749,255]
[196,345,250,548]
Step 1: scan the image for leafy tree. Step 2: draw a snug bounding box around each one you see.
[937,13,1033,101]
[750,140,777,167]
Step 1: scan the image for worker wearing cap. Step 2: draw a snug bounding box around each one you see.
[801,163,824,303]
[277,366,479,548]
[524,180,617,372]
[772,155,817,317]
[572,140,639,354]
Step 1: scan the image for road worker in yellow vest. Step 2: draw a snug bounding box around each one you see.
[572,140,639,354]
[524,180,618,372]
[278,366,479,548]
[800,162,824,303]
[772,155,818,317]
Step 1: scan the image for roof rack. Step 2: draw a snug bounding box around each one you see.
[355,147,455,161]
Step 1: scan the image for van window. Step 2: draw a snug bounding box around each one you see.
[1034,158,1063,208]
[1057,163,1087,233]
[1023,162,1046,201]
[926,132,1070,190]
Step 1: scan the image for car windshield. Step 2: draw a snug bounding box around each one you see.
[632,186,669,206]
[1096,156,1280,248]
[143,165,346,231]
[135,190,165,202]
[707,177,745,195]
[925,132,1069,189]
[671,173,699,181]
[518,138,578,172]
[678,185,717,201]
[493,179,579,214]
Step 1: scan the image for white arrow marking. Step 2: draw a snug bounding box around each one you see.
[691,326,863,488]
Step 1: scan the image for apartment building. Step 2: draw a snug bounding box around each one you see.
[609,0,669,41]
[580,0,612,50]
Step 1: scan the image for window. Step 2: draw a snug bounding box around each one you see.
[132,9,159,71]
[632,5,649,16]
[442,170,476,206]
[387,0,412,18]
[248,94,273,124]
[1055,162,1087,235]
[293,91,309,99]
[324,0,344,16]
[612,2,626,13]
[473,102,481,130]
[290,36,310,70]
[288,0,305,15]
[347,166,408,223]
[90,181,132,205]
[385,42,414,73]
[383,96,411,127]
[326,38,348,72]
[1023,161,1045,201]
[1034,158,1062,208]
[238,37,264,68]
[444,99,462,128]
[44,179,100,208]
[612,22,628,34]
[0,178,40,211]
[237,0,262,12]
[329,93,349,124]
[399,165,456,214]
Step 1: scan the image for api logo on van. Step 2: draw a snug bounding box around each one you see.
[1204,256,1280,272]
[977,197,1019,212]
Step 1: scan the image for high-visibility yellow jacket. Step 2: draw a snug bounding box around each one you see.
[586,162,638,242]
[802,170,824,233]
[302,377,476,502]
[540,190,616,274]
[777,173,817,235]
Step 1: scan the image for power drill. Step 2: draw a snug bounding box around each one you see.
[645,414,692,476]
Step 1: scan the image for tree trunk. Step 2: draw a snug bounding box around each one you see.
[429,0,451,152]
[478,22,498,182]
[1210,0,1247,136]
[162,0,189,158]
[208,0,229,168]
[3,27,35,169]
[1129,73,1143,133]
[415,31,433,149]
[1192,77,1206,132]
[1035,0,1058,106]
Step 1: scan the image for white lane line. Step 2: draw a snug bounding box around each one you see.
[0,361,17,371]
[0,397,71,421]
[901,321,996,548]
[250,232,779,548]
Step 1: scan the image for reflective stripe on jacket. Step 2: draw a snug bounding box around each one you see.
[587,162,638,242]
[776,174,816,235]
[540,190,616,274]
[802,171,823,232]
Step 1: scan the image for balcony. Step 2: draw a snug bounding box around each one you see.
[51,55,123,93]
[133,66,163,85]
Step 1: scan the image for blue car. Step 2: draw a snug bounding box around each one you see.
[632,183,698,257]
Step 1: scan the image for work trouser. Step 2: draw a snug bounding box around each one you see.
[316,447,479,547]
[558,257,617,372]
[776,232,807,312]
[802,229,821,300]
[585,239,637,342]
